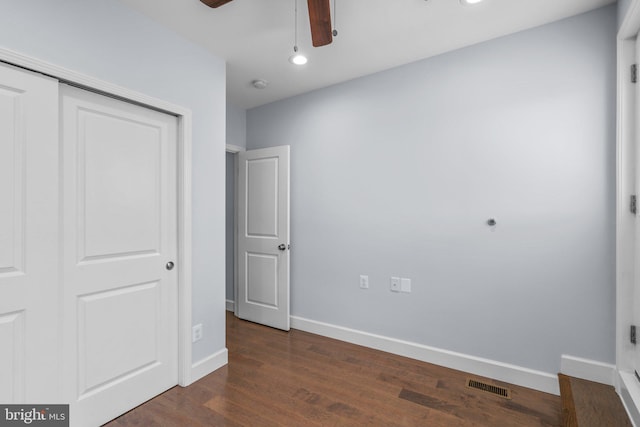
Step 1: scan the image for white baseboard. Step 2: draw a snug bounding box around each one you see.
[225,300,235,312]
[290,316,559,395]
[560,355,616,385]
[619,371,640,427]
[188,348,228,385]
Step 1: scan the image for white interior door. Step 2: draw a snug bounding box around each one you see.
[237,146,290,330]
[60,85,178,426]
[0,63,59,403]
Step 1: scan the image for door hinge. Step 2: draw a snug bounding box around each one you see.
[632,325,637,344]
[632,64,638,83]
[631,195,637,215]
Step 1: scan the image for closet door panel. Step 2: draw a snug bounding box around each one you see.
[0,63,59,402]
[61,85,178,427]
[0,86,23,275]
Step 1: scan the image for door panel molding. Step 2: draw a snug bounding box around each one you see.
[0,47,198,389]
[246,156,280,237]
[0,311,25,403]
[77,281,161,396]
[0,85,25,275]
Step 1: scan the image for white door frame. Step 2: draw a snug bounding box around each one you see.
[225,144,245,315]
[0,47,196,387]
[618,1,640,423]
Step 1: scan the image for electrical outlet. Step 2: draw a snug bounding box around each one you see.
[390,277,401,292]
[401,278,412,293]
[192,324,203,342]
[360,275,369,289]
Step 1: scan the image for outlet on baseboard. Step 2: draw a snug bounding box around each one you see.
[192,324,203,342]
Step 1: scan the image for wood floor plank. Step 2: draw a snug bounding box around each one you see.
[569,376,632,427]
[201,366,332,426]
[215,347,425,426]
[558,374,578,427]
[105,312,563,426]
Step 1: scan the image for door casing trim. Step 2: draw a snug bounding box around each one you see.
[617,1,640,424]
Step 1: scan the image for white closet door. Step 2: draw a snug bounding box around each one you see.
[0,63,59,403]
[60,85,178,426]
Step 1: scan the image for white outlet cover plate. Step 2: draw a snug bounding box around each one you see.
[192,324,203,342]
[391,277,401,292]
[359,275,369,289]
[401,278,411,293]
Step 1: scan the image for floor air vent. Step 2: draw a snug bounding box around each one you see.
[466,378,512,399]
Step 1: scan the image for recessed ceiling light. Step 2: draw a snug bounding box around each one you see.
[252,79,268,89]
[460,0,483,4]
[289,53,308,65]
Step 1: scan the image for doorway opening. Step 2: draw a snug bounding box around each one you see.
[224,144,291,330]
[225,148,240,314]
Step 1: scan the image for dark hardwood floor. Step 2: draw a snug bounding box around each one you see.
[105,311,561,426]
[559,373,632,427]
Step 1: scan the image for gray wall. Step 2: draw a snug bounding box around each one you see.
[247,6,617,374]
[619,0,633,28]
[0,0,227,363]
[227,102,247,148]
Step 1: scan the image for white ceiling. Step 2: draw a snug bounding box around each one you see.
[118,0,614,109]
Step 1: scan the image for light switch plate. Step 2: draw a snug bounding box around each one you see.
[360,275,369,289]
[390,277,401,292]
[401,278,412,293]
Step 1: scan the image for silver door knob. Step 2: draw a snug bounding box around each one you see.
[166,261,175,270]
[278,244,286,251]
